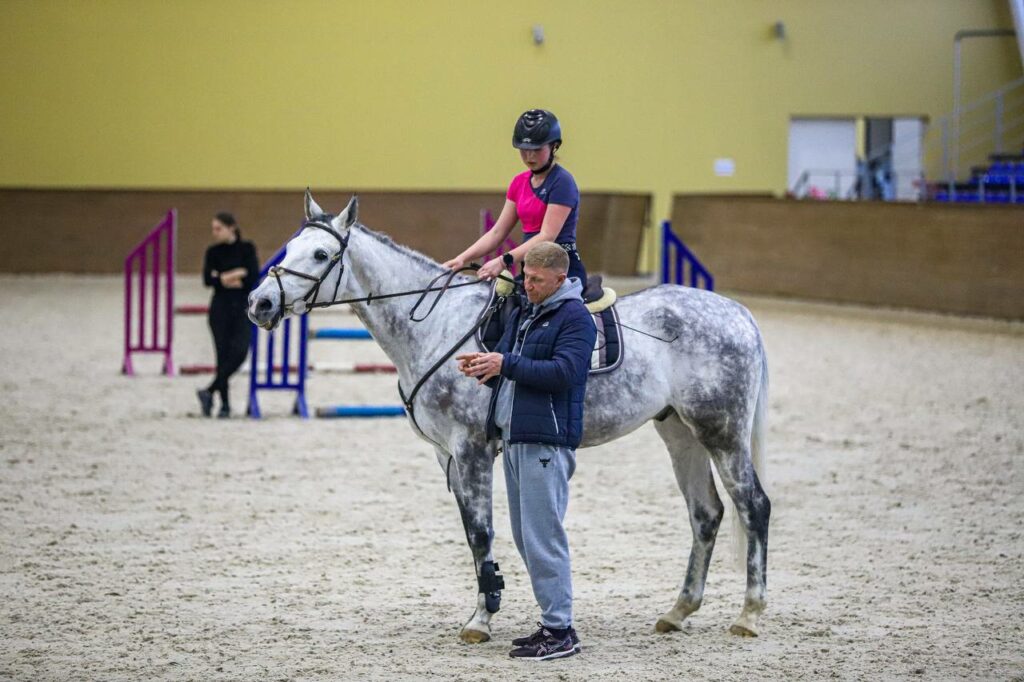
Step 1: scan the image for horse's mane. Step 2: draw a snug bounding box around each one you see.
[352,224,448,274]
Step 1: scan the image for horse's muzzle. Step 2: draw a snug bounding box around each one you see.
[248,293,280,329]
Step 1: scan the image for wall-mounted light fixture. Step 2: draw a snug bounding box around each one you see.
[773,21,787,41]
[532,24,545,46]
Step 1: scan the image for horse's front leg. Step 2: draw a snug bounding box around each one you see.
[436,445,504,644]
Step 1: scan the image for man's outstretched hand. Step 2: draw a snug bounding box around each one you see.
[456,352,503,384]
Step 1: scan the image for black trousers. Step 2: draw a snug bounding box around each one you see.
[207,294,251,405]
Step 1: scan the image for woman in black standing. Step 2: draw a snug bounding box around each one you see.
[196,212,260,418]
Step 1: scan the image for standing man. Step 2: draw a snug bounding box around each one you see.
[457,242,596,661]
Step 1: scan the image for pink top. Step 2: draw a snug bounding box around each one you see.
[506,171,548,234]
[505,166,581,242]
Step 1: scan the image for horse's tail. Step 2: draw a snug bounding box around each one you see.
[732,348,768,569]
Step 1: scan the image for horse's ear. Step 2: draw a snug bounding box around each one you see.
[304,187,324,220]
[333,195,358,230]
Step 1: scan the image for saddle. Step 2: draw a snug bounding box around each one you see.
[478,274,623,374]
[583,275,617,313]
[582,276,623,373]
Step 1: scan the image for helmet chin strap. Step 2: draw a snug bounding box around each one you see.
[530,144,559,175]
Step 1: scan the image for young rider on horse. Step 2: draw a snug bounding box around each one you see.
[443,109,587,285]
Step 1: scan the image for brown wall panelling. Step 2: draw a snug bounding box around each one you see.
[670,195,1024,319]
[0,189,649,276]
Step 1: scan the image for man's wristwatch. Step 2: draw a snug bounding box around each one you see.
[502,253,514,268]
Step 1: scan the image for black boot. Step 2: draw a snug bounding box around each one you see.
[196,389,213,417]
[217,404,231,419]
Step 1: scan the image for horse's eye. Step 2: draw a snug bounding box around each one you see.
[314,249,329,262]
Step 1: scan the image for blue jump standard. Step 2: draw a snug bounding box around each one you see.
[316,405,406,418]
[310,328,373,340]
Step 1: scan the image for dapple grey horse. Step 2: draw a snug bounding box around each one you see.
[248,191,771,643]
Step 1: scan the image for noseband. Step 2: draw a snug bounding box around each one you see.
[267,216,349,323]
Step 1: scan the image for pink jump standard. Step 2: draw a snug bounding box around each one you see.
[122,210,177,375]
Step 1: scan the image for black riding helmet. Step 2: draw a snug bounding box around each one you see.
[512,109,562,150]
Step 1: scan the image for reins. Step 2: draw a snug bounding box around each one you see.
[614,322,679,344]
[318,269,487,315]
[398,285,502,434]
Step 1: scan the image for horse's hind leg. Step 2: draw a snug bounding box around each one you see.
[706,443,770,637]
[652,413,725,633]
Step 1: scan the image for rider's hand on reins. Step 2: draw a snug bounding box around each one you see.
[476,259,504,281]
[443,257,466,271]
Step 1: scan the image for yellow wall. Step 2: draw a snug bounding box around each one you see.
[1,1,1019,225]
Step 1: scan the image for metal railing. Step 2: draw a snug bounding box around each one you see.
[792,166,1022,203]
[791,168,926,201]
[934,173,1020,203]
[927,75,1024,182]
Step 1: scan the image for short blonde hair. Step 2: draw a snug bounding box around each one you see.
[523,241,569,274]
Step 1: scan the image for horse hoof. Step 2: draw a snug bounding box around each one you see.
[655,616,683,633]
[729,622,759,637]
[460,627,491,644]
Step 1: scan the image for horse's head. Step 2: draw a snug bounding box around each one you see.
[248,189,358,329]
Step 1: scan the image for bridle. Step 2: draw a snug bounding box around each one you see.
[267,216,349,325]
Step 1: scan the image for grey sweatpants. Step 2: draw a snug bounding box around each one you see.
[502,441,577,630]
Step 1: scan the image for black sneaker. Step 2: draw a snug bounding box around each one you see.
[509,628,579,661]
[513,623,580,651]
[217,404,231,419]
[196,389,213,417]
